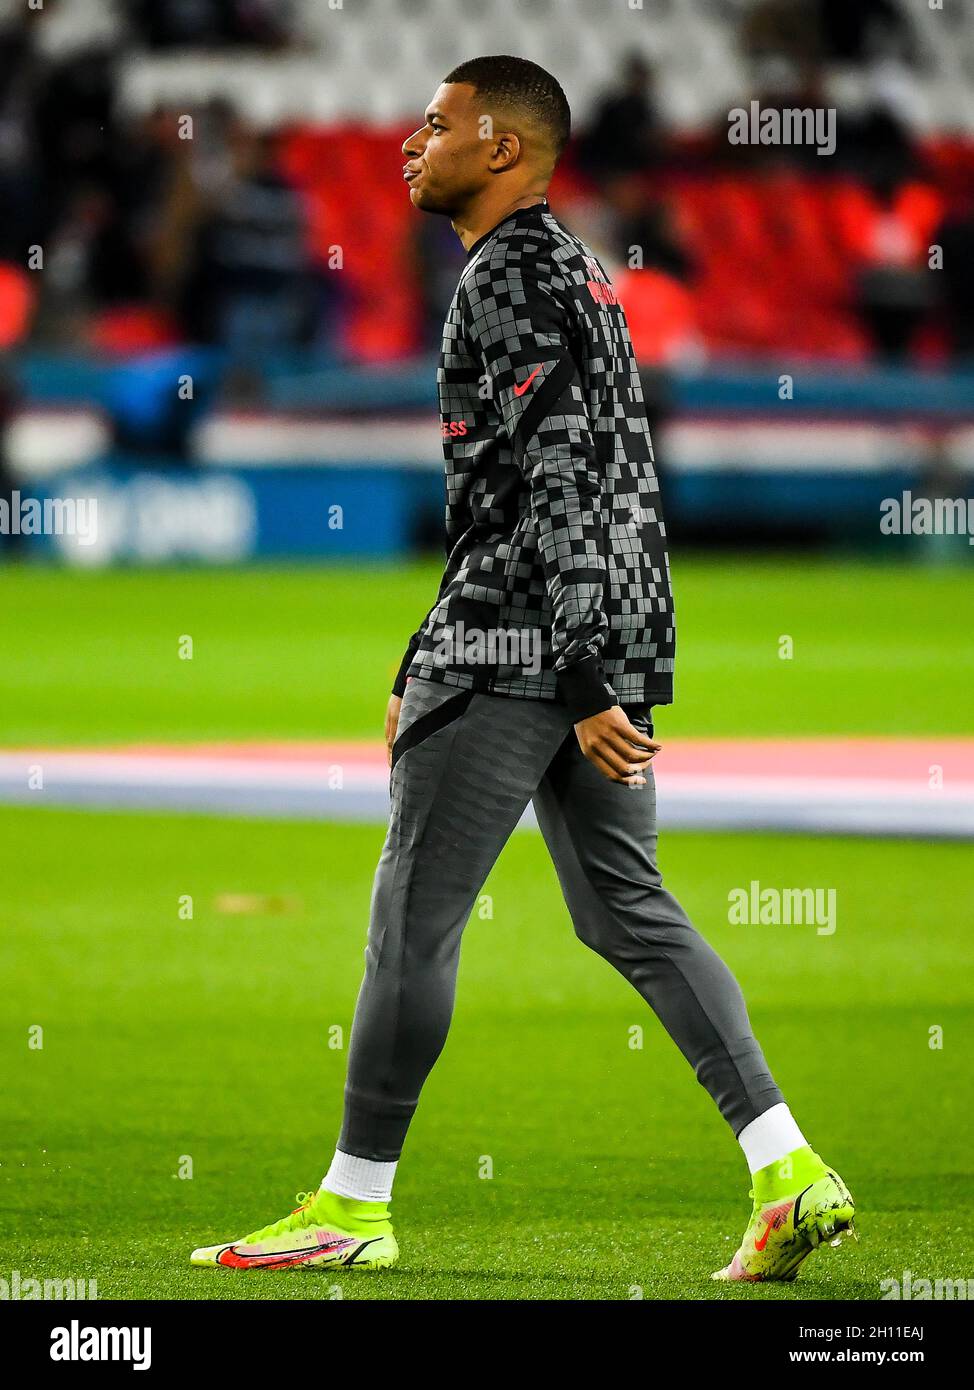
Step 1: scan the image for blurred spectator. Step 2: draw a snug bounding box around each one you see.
[102,345,219,457]
[578,53,661,183]
[0,11,43,261]
[413,214,466,353]
[142,102,237,315]
[832,96,916,186]
[181,122,315,354]
[742,0,823,70]
[125,0,297,50]
[837,167,942,360]
[932,197,974,360]
[604,175,692,283]
[597,178,701,493]
[35,185,119,343]
[816,0,913,65]
[33,44,118,231]
[106,107,191,301]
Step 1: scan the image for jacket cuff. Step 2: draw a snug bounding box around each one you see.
[556,654,619,723]
[391,643,418,698]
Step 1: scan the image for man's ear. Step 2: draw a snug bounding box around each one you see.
[488,131,521,172]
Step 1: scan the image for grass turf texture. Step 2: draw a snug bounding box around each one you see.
[0,556,972,744]
[2,556,972,1299]
[3,805,972,1300]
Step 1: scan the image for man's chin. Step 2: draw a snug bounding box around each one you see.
[408,184,451,215]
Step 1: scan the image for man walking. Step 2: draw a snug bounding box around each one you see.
[192,55,855,1284]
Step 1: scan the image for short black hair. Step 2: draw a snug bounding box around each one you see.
[443,55,571,161]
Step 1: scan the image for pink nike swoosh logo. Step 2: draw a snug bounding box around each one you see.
[754,1214,777,1251]
[513,366,542,396]
[754,1199,794,1251]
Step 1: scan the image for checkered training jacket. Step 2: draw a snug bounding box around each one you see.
[393,201,675,721]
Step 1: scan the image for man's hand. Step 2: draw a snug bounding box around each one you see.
[385,694,403,767]
[574,706,660,784]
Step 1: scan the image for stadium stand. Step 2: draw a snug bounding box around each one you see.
[1,0,972,564]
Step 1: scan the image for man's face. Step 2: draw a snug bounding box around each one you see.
[402,83,495,215]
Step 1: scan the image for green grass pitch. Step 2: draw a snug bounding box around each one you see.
[1,555,972,743]
[2,557,973,1299]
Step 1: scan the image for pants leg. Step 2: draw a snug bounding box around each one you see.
[339,678,573,1161]
[532,710,784,1135]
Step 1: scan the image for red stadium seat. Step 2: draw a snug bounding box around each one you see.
[277,124,962,364]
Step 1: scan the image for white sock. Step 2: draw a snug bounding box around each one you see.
[738,1104,808,1175]
[321,1149,397,1204]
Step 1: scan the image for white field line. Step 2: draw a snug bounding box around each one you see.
[0,753,970,805]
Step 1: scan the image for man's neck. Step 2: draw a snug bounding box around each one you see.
[452,192,548,252]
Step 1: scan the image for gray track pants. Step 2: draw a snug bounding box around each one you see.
[339,678,783,1161]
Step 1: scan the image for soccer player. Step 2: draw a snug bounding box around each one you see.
[192,56,855,1283]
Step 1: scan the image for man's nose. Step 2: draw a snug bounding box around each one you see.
[402,128,425,158]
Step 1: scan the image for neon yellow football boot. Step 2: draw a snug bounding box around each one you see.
[712,1147,856,1283]
[191,1187,398,1271]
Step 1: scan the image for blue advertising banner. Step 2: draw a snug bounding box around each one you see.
[13,465,442,566]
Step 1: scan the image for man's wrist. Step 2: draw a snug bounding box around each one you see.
[556,654,618,723]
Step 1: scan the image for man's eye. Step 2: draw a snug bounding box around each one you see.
[431,125,445,135]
